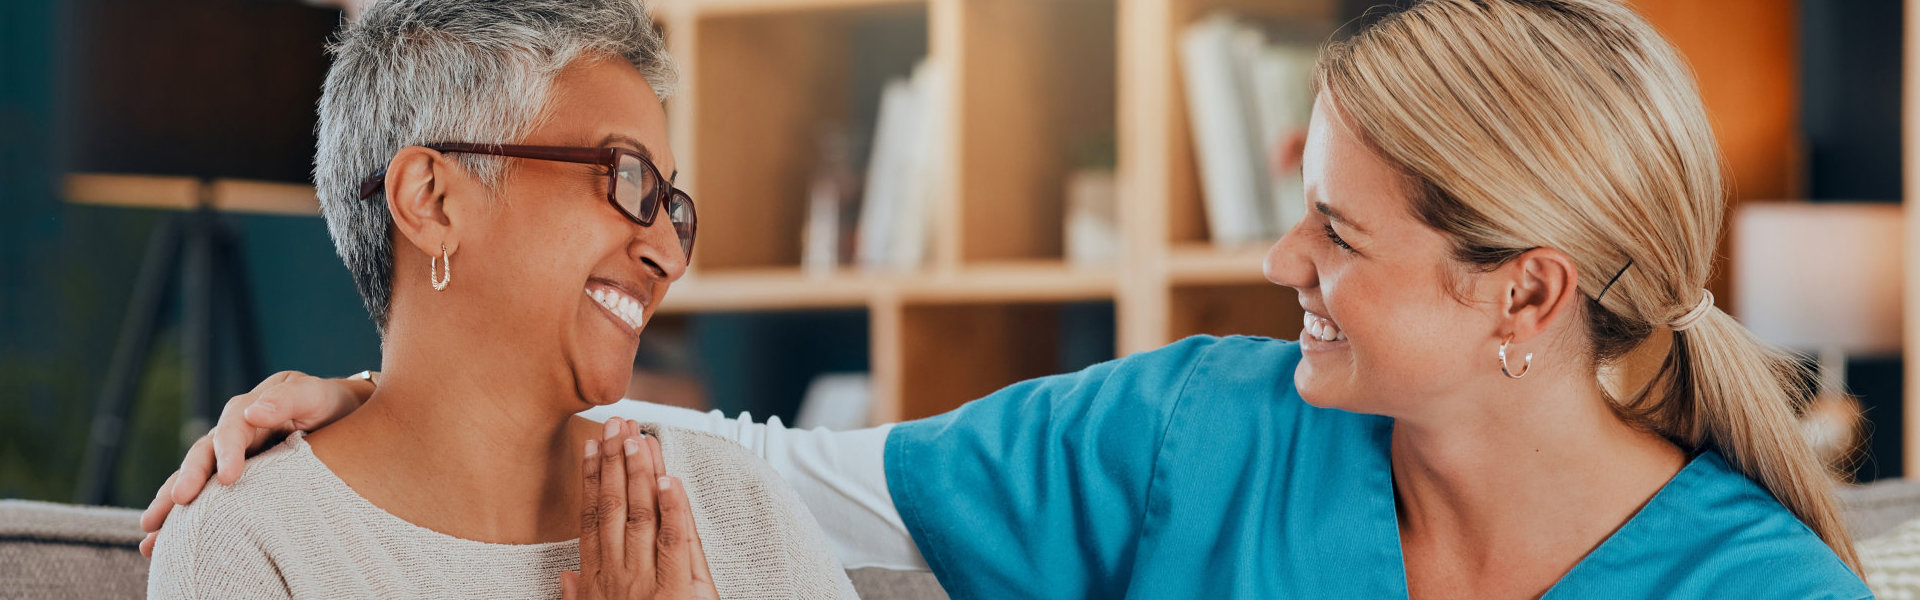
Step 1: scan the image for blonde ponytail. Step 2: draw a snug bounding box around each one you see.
[1634,308,1859,568]
[1317,0,1860,570]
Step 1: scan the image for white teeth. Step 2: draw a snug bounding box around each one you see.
[588,285,646,332]
[1303,312,1346,343]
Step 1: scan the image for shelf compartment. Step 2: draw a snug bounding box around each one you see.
[946,0,1117,265]
[1129,0,1338,248]
[1167,281,1301,342]
[679,2,929,272]
[886,300,1113,421]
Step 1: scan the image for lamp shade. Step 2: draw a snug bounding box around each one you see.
[1733,202,1904,355]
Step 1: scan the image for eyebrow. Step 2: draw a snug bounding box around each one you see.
[1315,201,1369,235]
[596,133,678,181]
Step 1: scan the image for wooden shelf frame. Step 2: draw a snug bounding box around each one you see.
[64,173,320,217]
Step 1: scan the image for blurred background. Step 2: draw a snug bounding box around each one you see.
[0,0,1906,508]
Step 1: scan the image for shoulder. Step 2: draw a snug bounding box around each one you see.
[148,439,316,598]
[1560,451,1868,599]
[156,438,317,543]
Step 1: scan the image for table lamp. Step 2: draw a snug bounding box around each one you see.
[1734,202,1904,475]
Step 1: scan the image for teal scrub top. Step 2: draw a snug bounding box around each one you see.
[884,336,1870,599]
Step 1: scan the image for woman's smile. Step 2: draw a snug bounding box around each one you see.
[585,278,649,337]
[1300,309,1349,351]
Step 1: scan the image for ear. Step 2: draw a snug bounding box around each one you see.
[1500,248,1581,343]
[385,146,464,257]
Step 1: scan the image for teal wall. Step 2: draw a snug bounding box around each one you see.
[0,0,382,505]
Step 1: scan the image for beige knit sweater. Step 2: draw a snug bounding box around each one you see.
[149,425,856,599]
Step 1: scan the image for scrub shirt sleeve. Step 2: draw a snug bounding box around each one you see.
[883,336,1222,598]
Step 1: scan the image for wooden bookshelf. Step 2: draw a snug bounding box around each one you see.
[68,0,1809,430]
[654,0,1332,422]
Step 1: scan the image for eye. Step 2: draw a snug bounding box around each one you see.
[616,163,645,186]
[1323,224,1356,253]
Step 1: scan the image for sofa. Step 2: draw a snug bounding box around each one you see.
[13,481,1920,599]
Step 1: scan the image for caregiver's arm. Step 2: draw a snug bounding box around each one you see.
[139,371,928,571]
[578,401,923,571]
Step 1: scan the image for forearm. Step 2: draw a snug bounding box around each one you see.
[577,400,928,571]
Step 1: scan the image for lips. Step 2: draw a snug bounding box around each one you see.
[585,280,647,333]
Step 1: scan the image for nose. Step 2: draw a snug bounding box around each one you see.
[630,216,689,284]
[1264,219,1317,292]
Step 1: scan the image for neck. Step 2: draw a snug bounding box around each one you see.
[307,315,595,544]
[1389,369,1686,576]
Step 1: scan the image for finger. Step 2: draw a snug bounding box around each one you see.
[234,371,295,426]
[287,377,364,431]
[247,376,345,432]
[622,434,657,578]
[596,418,629,568]
[559,570,578,600]
[170,435,217,505]
[139,532,157,558]
[646,434,664,478]
[240,389,284,429]
[578,437,603,580]
[210,401,258,486]
[654,476,695,595]
[141,471,179,533]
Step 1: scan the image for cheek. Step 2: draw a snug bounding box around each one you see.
[1316,266,1481,398]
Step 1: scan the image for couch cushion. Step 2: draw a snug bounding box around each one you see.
[1838,479,1920,540]
[0,499,149,599]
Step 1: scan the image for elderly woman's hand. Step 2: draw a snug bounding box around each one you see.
[562,418,718,600]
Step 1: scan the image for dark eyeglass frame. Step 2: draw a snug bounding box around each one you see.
[357,142,696,260]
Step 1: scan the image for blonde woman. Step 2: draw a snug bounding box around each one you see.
[145,0,1868,597]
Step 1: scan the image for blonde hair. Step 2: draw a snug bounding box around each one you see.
[1316,0,1859,569]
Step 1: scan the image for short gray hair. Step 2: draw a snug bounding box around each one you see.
[314,0,676,331]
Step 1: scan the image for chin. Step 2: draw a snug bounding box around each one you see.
[576,373,634,407]
[1293,359,1358,411]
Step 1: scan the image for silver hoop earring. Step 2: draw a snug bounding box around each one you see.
[430,243,451,291]
[1499,334,1532,379]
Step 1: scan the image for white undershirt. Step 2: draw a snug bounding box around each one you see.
[577,400,927,571]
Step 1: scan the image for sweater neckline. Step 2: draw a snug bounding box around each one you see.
[284,431,580,553]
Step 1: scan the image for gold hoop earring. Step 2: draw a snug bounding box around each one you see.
[1499,334,1532,379]
[430,243,451,291]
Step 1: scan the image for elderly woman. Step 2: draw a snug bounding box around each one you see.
[145,1,852,598]
[150,0,1869,598]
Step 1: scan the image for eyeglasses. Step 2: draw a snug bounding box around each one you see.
[358,143,696,261]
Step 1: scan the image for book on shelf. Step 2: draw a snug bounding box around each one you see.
[802,128,863,275]
[853,58,948,272]
[1065,169,1120,266]
[1251,43,1316,235]
[1180,13,1320,249]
